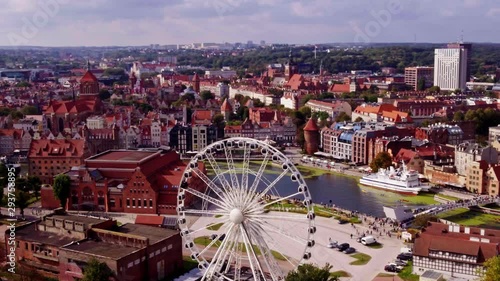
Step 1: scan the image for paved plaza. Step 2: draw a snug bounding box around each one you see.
[187,211,404,281]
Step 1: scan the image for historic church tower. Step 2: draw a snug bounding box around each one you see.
[284,49,298,81]
[79,61,100,101]
[192,73,200,93]
[303,118,319,155]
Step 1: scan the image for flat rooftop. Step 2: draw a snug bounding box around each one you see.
[86,150,158,162]
[47,214,107,226]
[118,223,178,244]
[17,223,74,247]
[63,239,138,260]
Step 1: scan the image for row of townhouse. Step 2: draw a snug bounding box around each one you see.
[224,118,296,143]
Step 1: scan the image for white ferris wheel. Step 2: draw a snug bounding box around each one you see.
[177,137,316,281]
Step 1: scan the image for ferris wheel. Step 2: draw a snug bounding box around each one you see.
[177,137,316,281]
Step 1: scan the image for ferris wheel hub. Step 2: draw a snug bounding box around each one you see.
[229,208,245,224]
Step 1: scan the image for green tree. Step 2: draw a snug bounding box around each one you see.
[354,117,364,122]
[10,110,23,120]
[412,214,436,229]
[82,258,113,281]
[369,152,393,173]
[335,112,351,122]
[417,77,426,91]
[28,176,42,199]
[427,86,440,93]
[285,263,338,281]
[99,89,111,100]
[15,81,32,88]
[453,111,465,122]
[252,98,265,107]
[21,105,38,115]
[53,174,71,210]
[480,255,500,281]
[212,113,225,136]
[200,90,214,101]
[15,190,30,218]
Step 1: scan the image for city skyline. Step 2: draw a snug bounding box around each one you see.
[1,0,499,47]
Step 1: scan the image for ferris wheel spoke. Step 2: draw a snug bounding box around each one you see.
[259,169,289,199]
[205,152,233,194]
[247,191,303,214]
[191,168,226,200]
[190,219,230,235]
[243,151,271,208]
[223,142,240,190]
[184,187,230,211]
[247,213,309,222]
[240,142,251,192]
[211,225,236,277]
[240,224,266,281]
[204,223,235,279]
[246,222,282,281]
[182,209,227,216]
[260,227,300,270]
[257,219,309,245]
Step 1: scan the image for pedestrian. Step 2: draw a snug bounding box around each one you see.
[350,234,353,239]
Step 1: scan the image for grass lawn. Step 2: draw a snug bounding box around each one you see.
[193,236,286,261]
[206,222,224,231]
[377,273,397,277]
[398,262,419,281]
[366,242,383,249]
[349,253,372,265]
[437,208,500,229]
[435,194,459,202]
[398,192,438,205]
[330,270,351,278]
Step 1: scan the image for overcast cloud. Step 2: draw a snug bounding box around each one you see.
[0,0,499,46]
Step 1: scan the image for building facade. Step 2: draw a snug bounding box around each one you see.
[28,139,90,184]
[404,67,434,90]
[413,222,499,280]
[434,48,468,91]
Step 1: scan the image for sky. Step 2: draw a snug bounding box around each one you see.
[0,0,499,46]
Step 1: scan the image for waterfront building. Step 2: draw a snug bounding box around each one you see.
[455,143,498,176]
[415,124,464,145]
[40,149,206,214]
[466,160,488,194]
[413,222,499,280]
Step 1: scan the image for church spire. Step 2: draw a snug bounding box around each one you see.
[288,48,293,64]
[87,60,90,71]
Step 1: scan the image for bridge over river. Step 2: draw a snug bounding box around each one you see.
[414,196,499,217]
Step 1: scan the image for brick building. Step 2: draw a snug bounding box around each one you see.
[29,139,90,184]
[413,222,500,280]
[41,149,206,215]
[8,213,182,281]
[393,100,443,117]
[404,67,434,90]
[415,124,464,145]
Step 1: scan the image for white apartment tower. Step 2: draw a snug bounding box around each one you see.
[434,48,468,91]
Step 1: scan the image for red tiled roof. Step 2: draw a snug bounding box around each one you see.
[329,83,350,93]
[135,215,164,227]
[29,139,86,158]
[80,71,98,82]
[303,118,319,131]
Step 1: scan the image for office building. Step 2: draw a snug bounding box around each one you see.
[434,48,468,91]
[404,67,434,90]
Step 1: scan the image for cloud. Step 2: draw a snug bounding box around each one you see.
[0,0,498,46]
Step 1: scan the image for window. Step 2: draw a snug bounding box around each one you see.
[137,199,141,207]
[132,199,136,207]
[150,199,153,207]
[25,242,28,250]
[126,199,130,207]
[143,199,147,207]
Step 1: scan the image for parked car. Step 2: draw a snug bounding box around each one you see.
[337,243,350,251]
[387,263,404,271]
[338,219,348,224]
[393,259,407,266]
[361,236,377,245]
[397,253,413,261]
[356,237,363,243]
[384,264,401,273]
[328,240,339,248]
[343,247,356,254]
